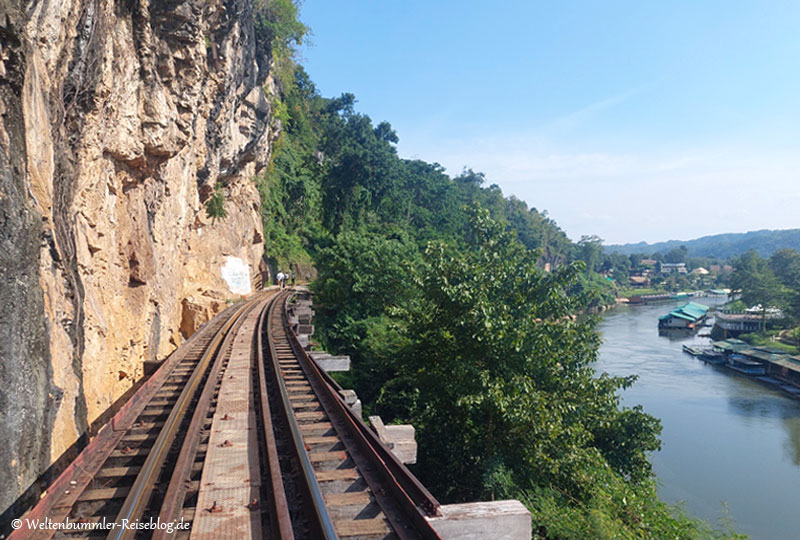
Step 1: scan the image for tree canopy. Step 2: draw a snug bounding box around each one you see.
[730,250,786,329]
[393,208,662,501]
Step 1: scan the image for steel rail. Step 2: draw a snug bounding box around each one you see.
[105,293,266,540]
[255,292,296,539]
[8,303,241,540]
[266,291,339,540]
[281,294,443,539]
[297,322,441,518]
[152,290,276,538]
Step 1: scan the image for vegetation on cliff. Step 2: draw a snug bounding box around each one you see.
[205,183,229,224]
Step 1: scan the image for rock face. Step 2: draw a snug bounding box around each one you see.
[0,0,277,517]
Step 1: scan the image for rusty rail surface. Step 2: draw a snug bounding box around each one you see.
[263,291,442,540]
[264,291,338,540]
[292,310,442,518]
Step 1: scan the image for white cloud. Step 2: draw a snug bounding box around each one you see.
[546,84,650,135]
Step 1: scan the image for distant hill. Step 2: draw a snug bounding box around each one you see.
[605,229,800,259]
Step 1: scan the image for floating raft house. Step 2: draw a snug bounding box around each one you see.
[711,338,749,353]
[658,302,709,329]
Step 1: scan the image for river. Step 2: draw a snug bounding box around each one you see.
[596,298,800,540]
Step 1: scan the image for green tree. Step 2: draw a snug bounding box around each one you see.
[665,245,689,264]
[603,252,632,281]
[254,0,308,88]
[505,197,573,268]
[769,249,800,284]
[396,208,661,503]
[319,111,403,234]
[578,235,604,273]
[769,249,800,322]
[254,0,307,49]
[312,229,420,405]
[395,160,465,244]
[731,250,785,331]
[454,167,485,188]
[205,183,228,224]
[257,65,326,267]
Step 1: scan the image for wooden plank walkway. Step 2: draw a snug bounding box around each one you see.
[190,301,266,540]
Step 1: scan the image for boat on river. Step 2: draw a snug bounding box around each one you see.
[628,293,673,304]
[699,350,726,364]
[683,345,726,364]
[726,354,766,375]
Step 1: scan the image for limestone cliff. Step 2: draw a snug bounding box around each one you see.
[0,0,277,517]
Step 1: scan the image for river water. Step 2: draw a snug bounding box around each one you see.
[596,298,800,540]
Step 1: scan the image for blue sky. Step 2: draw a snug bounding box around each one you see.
[298,1,800,244]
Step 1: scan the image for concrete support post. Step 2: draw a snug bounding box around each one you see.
[426,500,531,540]
[339,389,363,417]
[309,351,351,372]
[369,415,417,464]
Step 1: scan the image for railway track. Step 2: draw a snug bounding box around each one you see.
[260,291,442,540]
[10,289,442,540]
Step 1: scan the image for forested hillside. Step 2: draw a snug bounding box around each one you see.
[606,229,800,259]
[249,3,742,538]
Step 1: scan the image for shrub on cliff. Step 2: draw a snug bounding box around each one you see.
[205,183,228,224]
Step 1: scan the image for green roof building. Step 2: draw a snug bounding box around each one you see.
[658,302,709,329]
